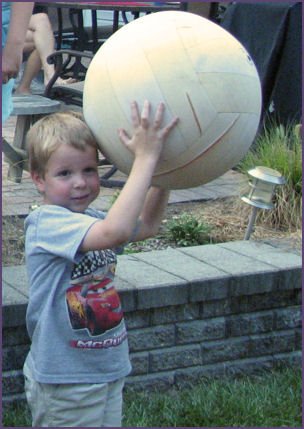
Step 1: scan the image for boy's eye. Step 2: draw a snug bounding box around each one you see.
[58,170,71,177]
[84,167,98,174]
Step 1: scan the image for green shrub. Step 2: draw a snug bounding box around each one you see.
[166,213,212,246]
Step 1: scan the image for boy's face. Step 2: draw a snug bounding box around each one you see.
[33,143,100,213]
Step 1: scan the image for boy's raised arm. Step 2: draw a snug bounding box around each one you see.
[132,187,170,242]
[80,101,178,252]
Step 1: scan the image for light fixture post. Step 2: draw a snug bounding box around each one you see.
[244,206,259,240]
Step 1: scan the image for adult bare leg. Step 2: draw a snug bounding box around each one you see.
[14,13,75,94]
[14,49,41,94]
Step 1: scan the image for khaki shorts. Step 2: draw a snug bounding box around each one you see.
[23,362,125,427]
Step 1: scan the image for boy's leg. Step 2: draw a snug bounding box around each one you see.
[101,378,125,427]
[24,363,125,427]
[24,362,52,427]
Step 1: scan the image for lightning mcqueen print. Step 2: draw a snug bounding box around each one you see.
[66,277,123,336]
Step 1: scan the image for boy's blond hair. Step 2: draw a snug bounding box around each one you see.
[26,111,99,177]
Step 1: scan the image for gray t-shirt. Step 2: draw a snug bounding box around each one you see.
[24,205,132,384]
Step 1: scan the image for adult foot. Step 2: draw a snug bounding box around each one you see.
[45,76,77,87]
[14,87,32,95]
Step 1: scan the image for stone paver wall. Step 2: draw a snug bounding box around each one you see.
[2,241,302,406]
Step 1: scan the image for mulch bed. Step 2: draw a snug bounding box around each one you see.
[2,197,301,266]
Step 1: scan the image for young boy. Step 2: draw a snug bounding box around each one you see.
[23,101,179,427]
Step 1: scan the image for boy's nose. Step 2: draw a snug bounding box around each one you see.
[73,174,87,188]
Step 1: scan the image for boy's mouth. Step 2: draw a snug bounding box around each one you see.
[72,194,89,202]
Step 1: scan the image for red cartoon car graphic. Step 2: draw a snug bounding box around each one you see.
[66,278,122,336]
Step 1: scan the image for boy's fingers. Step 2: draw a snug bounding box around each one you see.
[118,128,130,145]
[140,100,150,129]
[162,116,179,137]
[130,101,140,127]
[153,102,165,128]
[128,100,178,140]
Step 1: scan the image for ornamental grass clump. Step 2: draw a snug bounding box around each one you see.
[238,121,302,230]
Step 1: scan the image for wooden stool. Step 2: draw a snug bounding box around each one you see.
[2,94,61,182]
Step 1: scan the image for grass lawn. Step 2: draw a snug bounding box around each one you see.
[2,366,302,427]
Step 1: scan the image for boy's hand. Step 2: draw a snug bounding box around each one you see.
[118,100,179,161]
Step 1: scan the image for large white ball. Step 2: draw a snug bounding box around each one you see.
[83,11,262,189]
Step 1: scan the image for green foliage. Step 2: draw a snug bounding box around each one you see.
[2,402,32,427]
[122,366,302,427]
[2,366,301,427]
[166,213,212,246]
[238,121,302,229]
[239,121,302,195]
[124,240,148,254]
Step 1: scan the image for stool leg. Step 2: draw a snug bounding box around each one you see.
[8,115,31,183]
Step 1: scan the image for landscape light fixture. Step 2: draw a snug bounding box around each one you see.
[241,166,286,240]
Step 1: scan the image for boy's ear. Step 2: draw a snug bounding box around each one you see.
[31,171,45,193]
